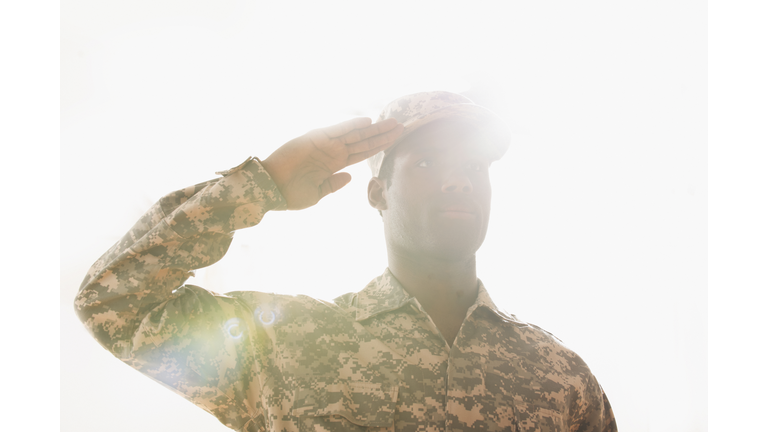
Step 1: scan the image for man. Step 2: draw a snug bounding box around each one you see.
[75,91,617,432]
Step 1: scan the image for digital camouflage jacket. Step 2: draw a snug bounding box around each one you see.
[74,158,617,432]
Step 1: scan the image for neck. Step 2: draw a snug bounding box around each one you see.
[386,249,479,316]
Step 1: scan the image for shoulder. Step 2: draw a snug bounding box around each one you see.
[485,311,595,378]
[332,291,358,310]
[224,290,350,325]
[510,320,616,431]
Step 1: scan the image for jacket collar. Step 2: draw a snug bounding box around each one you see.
[353,269,413,321]
[353,268,524,325]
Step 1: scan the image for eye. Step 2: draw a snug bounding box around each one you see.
[468,161,488,172]
[416,159,432,168]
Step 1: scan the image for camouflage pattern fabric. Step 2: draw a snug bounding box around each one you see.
[74,158,617,432]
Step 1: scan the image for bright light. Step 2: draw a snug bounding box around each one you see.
[62,2,706,432]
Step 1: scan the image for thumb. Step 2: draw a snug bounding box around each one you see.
[318,172,352,199]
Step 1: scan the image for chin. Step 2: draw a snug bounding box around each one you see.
[385,214,487,261]
[426,235,484,262]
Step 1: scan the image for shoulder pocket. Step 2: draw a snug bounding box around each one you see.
[293,381,397,429]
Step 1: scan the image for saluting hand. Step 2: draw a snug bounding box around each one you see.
[261,117,403,210]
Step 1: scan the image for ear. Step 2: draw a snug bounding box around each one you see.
[367,177,388,211]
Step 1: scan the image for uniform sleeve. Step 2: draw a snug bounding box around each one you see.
[73,157,286,432]
[570,373,618,432]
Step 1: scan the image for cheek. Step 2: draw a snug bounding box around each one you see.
[384,185,432,230]
[387,190,422,219]
[399,185,435,214]
[477,181,492,208]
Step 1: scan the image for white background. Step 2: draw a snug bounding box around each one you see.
[55,1,710,431]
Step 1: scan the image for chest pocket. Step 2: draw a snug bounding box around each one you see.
[292,381,398,431]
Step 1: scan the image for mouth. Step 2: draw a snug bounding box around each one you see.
[438,205,478,219]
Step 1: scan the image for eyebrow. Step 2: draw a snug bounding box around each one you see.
[402,136,448,153]
[403,140,493,160]
[405,143,440,154]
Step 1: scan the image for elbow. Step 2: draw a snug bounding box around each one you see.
[73,284,134,359]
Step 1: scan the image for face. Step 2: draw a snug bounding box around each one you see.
[370,120,494,262]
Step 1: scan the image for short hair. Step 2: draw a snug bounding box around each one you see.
[376,152,396,190]
[373,152,396,217]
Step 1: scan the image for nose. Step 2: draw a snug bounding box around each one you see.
[441,172,473,194]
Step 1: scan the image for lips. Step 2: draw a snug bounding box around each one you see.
[438,203,478,219]
[440,204,476,214]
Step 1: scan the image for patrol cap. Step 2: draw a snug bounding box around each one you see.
[367,91,511,178]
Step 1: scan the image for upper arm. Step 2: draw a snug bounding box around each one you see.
[128,284,269,431]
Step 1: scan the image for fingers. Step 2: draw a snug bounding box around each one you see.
[346,144,394,166]
[339,117,400,145]
[318,172,352,199]
[345,122,404,157]
[320,117,372,139]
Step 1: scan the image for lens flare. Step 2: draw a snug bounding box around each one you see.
[224,318,243,340]
[253,307,277,326]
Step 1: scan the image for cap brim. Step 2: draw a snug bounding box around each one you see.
[388,103,511,161]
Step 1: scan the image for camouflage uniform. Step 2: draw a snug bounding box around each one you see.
[75,158,616,432]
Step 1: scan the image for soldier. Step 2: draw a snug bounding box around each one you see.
[75,91,617,432]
